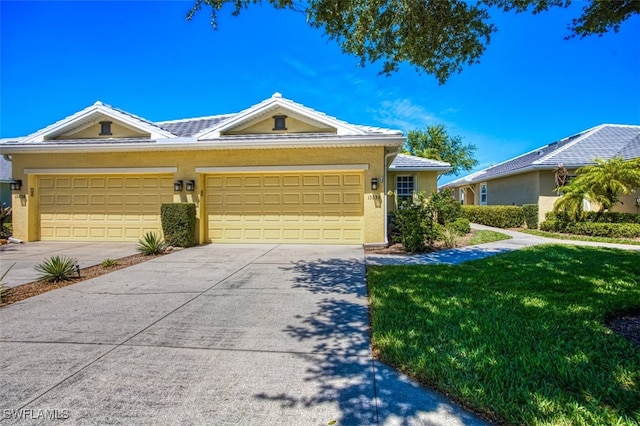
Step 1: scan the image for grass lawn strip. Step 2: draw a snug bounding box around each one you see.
[469,230,511,245]
[521,229,640,246]
[368,245,640,425]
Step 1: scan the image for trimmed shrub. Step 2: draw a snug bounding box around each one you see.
[522,204,539,229]
[35,256,79,282]
[461,205,525,229]
[430,188,462,225]
[540,220,640,238]
[447,217,471,235]
[161,203,196,247]
[582,212,640,224]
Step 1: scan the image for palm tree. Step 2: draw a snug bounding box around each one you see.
[554,157,640,221]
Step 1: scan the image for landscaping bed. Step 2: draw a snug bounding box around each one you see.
[366,229,511,255]
[0,253,161,307]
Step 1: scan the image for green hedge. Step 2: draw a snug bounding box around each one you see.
[546,211,640,224]
[540,220,640,238]
[160,203,196,247]
[522,204,539,229]
[447,217,471,235]
[461,205,525,229]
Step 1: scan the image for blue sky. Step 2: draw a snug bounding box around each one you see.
[1,1,639,184]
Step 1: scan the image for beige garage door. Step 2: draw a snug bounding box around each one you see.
[38,174,173,241]
[206,172,364,243]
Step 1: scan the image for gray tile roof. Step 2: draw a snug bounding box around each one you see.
[389,153,452,171]
[156,115,235,137]
[446,124,640,186]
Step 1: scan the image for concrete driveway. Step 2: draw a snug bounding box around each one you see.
[1,242,139,288]
[0,244,488,425]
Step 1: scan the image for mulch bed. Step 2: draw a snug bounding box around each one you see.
[0,253,161,307]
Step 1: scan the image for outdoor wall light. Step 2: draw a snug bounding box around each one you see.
[371,178,378,191]
[185,180,195,192]
[174,180,184,191]
[10,179,22,191]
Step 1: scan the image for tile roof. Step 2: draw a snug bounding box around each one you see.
[389,153,452,171]
[156,115,235,137]
[445,124,640,186]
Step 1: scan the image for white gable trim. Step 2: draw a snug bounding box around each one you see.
[195,94,368,139]
[21,102,175,143]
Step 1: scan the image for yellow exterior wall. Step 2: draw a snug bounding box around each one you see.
[486,171,540,206]
[10,146,388,244]
[52,121,150,140]
[386,171,439,213]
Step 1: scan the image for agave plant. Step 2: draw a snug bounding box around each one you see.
[35,256,79,283]
[137,232,165,255]
[101,258,119,267]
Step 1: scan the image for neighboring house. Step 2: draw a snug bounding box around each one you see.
[0,93,450,245]
[0,154,12,208]
[444,124,640,223]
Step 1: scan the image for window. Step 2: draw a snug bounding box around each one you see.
[480,183,487,205]
[396,175,415,203]
[459,188,465,205]
[99,121,112,136]
[273,115,287,131]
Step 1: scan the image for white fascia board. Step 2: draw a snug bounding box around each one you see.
[195,97,368,139]
[23,167,178,175]
[389,166,453,172]
[196,164,370,173]
[0,135,404,154]
[22,104,175,143]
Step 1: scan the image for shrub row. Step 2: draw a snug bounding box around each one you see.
[540,220,640,238]
[461,205,525,229]
[522,204,539,230]
[546,211,640,223]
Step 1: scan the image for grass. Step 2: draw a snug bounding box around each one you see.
[469,229,511,245]
[367,245,640,425]
[522,229,640,246]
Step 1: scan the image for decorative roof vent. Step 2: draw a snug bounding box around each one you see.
[272,92,282,98]
[99,121,113,136]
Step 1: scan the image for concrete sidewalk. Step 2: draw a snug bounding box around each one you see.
[0,244,490,425]
[0,242,139,288]
[366,223,640,266]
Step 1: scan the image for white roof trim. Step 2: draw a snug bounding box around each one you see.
[195,164,369,173]
[195,95,368,139]
[21,102,175,143]
[24,167,177,175]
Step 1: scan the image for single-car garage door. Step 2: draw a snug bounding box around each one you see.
[206,172,364,244]
[38,174,173,241]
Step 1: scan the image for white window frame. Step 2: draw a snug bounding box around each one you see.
[480,183,488,205]
[459,188,465,205]
[396,175,416,203]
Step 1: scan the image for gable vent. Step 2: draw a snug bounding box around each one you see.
[99,121,113,136]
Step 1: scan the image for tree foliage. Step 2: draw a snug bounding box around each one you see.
[554,157,640,220]
[187,0,639,84]
[404,124,478,176]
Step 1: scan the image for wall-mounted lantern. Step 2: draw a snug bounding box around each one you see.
[174,180,184,191]
[185,180,195,192]
[371,178,378,191]
[10,179,22,191]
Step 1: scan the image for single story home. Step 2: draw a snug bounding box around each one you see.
[0,93,451,246]
[443,124,640,223]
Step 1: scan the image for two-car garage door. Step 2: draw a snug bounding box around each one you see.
[205,172,364,244]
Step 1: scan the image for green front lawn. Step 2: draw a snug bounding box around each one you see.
[368,245,640,425]
[469,230,511,245]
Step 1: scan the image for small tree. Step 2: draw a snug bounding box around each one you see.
[404,125,478,177]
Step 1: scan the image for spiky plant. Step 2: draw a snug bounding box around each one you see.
[137,232,165,255]
[101,258,119,267]
[35,256,79,283]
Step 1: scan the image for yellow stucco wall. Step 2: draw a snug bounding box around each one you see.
[10,146,388,244]
[386,171,439,213]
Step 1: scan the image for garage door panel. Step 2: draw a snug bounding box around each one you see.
[38,174,170,241]
[206,172,363,244]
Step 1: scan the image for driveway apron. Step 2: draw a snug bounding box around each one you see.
[0,244,488,425]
